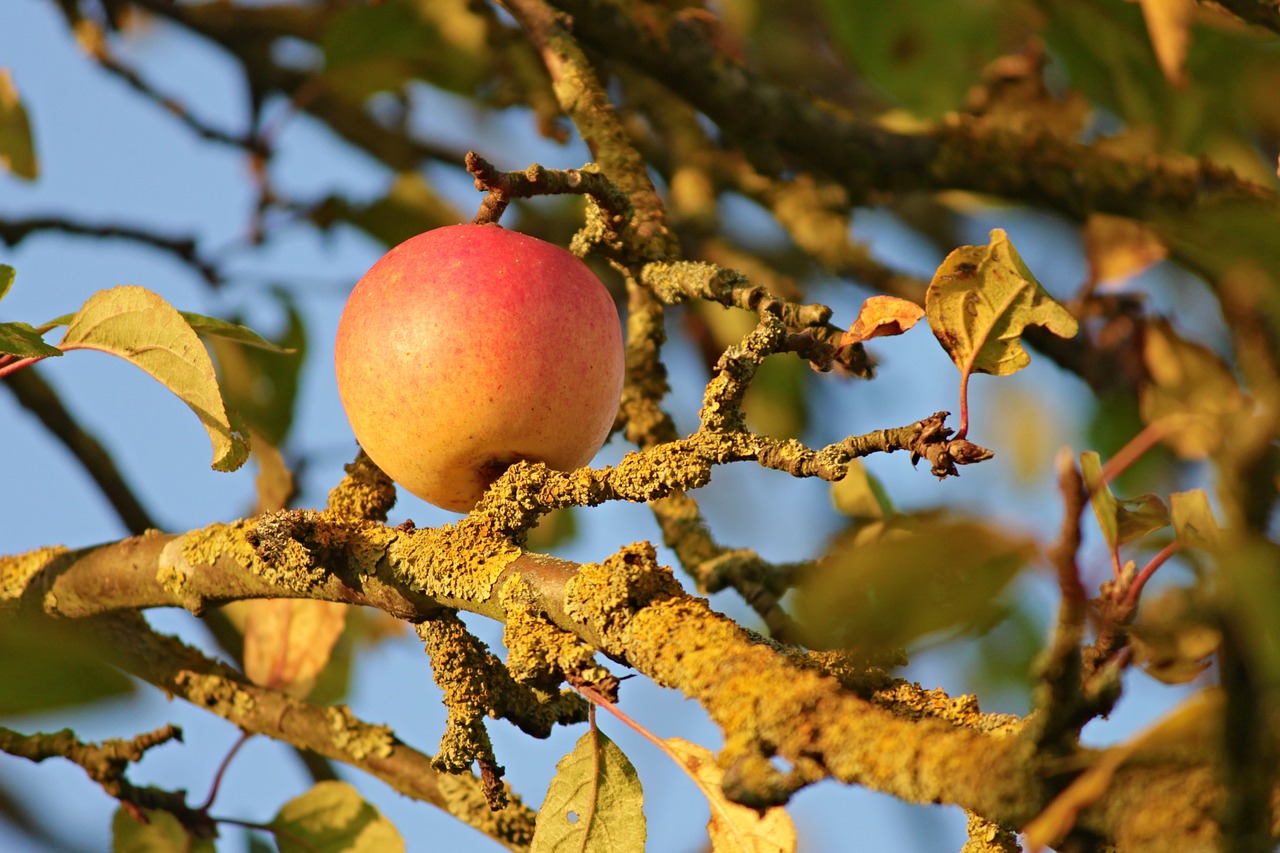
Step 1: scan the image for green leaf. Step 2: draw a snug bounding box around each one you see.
[795,517,1034,653]
[1138,319,1245,459]
[112,808,215,853]
[0,610,134,714]
[179,312,296,353]
[1080,451,1119,551]
[1080,451,1170,550]
[59,285,249,472]
[0,264,14,302]
[206,290,306,446]
[1170,489,1219,550]
[0,69,37,180]
[0,321,61,358]
[926,229,1078,435]
[271,781,405,853]
[532,729,645,853]
[817,0,1013,119]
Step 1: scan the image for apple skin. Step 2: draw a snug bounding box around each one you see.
[334,224,625,513]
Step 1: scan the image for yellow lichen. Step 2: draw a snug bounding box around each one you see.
[180,522,254,574]
[325,704,394,760]
[388,520,520,603]
[0,545,67,602]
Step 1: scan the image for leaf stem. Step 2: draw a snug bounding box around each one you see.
[1122,540,1184,610]
[0,354,46,380]
[1100,420,1169,485]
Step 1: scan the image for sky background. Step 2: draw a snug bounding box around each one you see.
[0,1,1208,850]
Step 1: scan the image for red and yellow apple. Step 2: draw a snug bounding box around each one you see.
[334,224,625,512]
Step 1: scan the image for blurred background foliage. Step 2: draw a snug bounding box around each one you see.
[3,0,1280,850]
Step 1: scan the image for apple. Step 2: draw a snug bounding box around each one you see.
[334,223,625,512]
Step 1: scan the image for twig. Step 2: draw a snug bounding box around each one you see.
[0,217,220,285]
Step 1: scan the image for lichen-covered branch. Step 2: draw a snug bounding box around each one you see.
[87,610,539,851]
[0,723,210,837]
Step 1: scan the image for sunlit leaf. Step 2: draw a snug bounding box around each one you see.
[1138,319,1245,459]
[271,781,405,853]
[0,322,61,358]
[796,517,1035,653]
[0,265,14,303]
[1115,493,1170,544]
[1137,0,1193,87]
[1080,450,1169,549]
[926,229,1078,436]
[58,285,249,471]
[1170,489,1219,550]
[0,610,133,714]
[112,807,216,853]
[830,459,892,520]
[0,69,37,180]
[180,312,295,353]
[243,599,348,698]
[840,295,925,345]
[1083,213,1168,287]
[253,437,295,515]
[532,729,645,853]
[663,738,797,853]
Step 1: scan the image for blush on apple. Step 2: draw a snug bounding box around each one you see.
[334,224,625,513]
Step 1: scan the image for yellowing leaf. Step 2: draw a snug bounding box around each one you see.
[830,459,891,520]
[926,229,1078,437]
[58,285,249,471]
[112,807,216,853]
[532,729,645,853]
[243,599,348,698]
[664,738,797,853]
[1170,489,1219,550]
[1083,213,1168,287]
[0,69,37,180]
[1139,319,1245,459]
[272,781,405,853]
[840,295,924,345]
[1137,0,1194,88]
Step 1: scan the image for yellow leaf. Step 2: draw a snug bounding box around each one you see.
[1083,213,1168,287]
[1137,0,1194,88]
[841,295,925,345]
[664,738,797,853]
[243,599,348,697]
[0,68,37,180]
[925,229,1078,436]
[58,285,250,471]
[532,729,645,852]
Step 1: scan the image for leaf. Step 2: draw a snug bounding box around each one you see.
[179,312,296,353]
[1137,0,1194,88]
[1129,586,1218,684]
[0,264,14,302]
[243,599,348,698]
[840,295,924,345]
[1023,689,1222,851]
[58,286,249,471]
[112,807,217,853]
[664,738,797,853]
[1083,213,1168,287]
[206,289,306,447]
[1170,489,1219,550]
[0,610,133,714]
[1138,319,1245,459]
[271,781,405,853]
[926,229,1078,436]
[0,69,37,180]
[830,459,892,520]
[253,437,295,515]
[531,729,645,853]
[796,517,1034,653]
[0,322,62,358]
[1080,451,1170,550]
